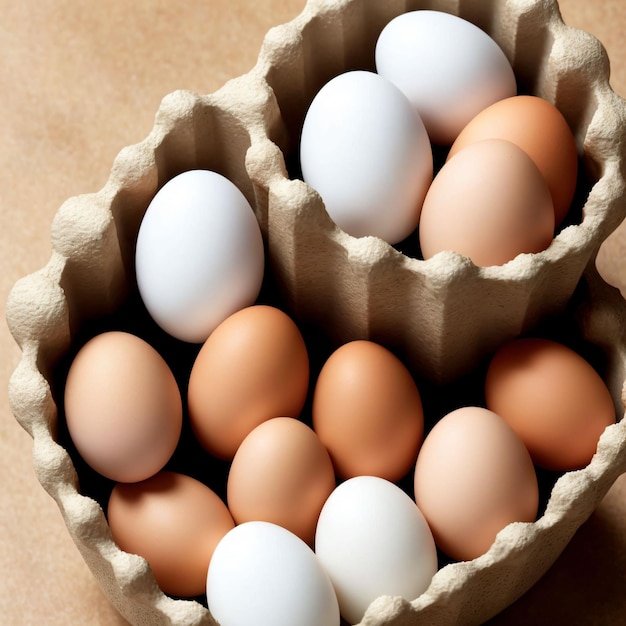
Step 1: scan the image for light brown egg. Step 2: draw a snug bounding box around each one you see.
[64,331,182,483]
[107,471,235,598]
[448,95,579,226]
[187,305,310,460]
[419,138,555,267]
[227,417,336,546]
[414,406,538,562]
[312,340,424,482]
[485,337,616,471]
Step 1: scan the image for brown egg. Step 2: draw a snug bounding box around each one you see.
[485,337,616,471]
[419,138,555,267]
[414,406,538,562]
[227,417,336,546]
[312,340,424,482]
[448,95,579,226]
[188,305,310,460]
[64,331,182,483]
[107,471,235,598]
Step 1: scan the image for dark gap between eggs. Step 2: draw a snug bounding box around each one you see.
[48,7,608,611]
[284,101,593,266]
[50,237,611,607]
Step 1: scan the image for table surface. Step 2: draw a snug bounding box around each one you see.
[1,1,625,624]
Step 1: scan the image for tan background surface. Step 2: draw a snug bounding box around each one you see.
[1,1,625,624]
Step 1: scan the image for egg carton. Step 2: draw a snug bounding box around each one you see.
[6,0,626,624]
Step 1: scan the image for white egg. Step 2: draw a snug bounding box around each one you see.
[375,10,517,145]
[207,521,340,626]
[315,476,437,625]
[300,70,432,245]
[135,169,264,343]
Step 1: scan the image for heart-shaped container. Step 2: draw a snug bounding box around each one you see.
[7,0,626,624]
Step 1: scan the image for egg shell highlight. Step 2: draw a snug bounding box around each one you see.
[315,476,438,625]
[64,331,182,483]
[300,70,432,244]
[312,340,424,482]
[448,95,579,227]
[207,521,340,626]
[188,305,310,460]
[108,471,235,598]
[418,138,555,267]
[135,169,265,344]
[414,406,539,562]
[375,10,517,145]
[485,337,616,470]
[227,417,336,546]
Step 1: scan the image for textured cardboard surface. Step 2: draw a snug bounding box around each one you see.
[2,1,626,625]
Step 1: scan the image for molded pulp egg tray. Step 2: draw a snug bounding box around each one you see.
[7,0,626,624]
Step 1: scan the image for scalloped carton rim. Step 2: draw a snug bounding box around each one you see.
[6,0,626,624]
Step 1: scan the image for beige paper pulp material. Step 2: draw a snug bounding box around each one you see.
[5,0,626,625]
[253,0,626,383]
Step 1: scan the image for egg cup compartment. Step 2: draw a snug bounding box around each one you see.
[6,0,626,625]
[249,0,626,383]
[6,78,286,626]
